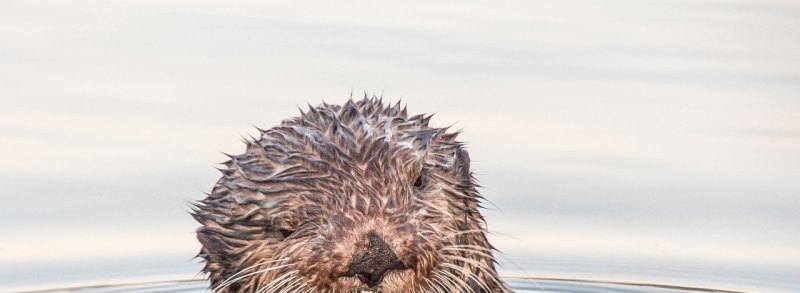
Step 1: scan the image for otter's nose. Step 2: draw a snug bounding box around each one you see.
[344,232,405,287]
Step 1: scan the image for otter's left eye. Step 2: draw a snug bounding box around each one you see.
[279,228,295,239]
[413,175,425,189]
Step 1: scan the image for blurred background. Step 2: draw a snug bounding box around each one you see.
[1,1,798,292]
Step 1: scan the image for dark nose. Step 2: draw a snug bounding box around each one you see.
[344,232,405,287]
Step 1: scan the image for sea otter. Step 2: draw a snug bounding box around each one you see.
[192,97,510,293]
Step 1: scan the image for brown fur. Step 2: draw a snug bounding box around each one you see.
[192,97,510,292]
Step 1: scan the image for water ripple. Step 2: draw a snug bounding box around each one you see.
[14,278,752,293]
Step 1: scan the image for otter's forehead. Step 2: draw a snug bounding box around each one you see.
[243,99,462,180]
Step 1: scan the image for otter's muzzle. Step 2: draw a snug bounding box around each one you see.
[343,232,406,288]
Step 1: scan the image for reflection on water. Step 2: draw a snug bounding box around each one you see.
[13,279,753,293]
[507,279,747,293]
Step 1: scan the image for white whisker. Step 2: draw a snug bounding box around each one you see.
[214,260,291,292]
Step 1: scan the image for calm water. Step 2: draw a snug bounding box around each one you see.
[1,0,799,292]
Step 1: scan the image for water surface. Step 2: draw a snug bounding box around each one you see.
[1,0,798,292]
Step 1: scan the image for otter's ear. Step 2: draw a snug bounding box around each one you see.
[455,148,471,183]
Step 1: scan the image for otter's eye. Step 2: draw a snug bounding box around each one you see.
[413,175,425,189]
[279,228,295,239]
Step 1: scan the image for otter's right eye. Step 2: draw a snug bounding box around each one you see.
[279,228,295,239]
[413,175,425,189]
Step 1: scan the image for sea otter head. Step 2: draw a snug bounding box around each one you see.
[192,97,508,293]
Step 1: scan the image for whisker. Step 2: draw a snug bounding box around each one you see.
[444,256,506,291]
[282,276,300,293]
[219,263,294,293]
[427,274,446,293]
[434,270,461,293]
[446,244,494,252]
[443,262,491,293]
[441,229,485,239]
[441,247,495,260]
[442,254,489,268]
[258,269,298,293]
[214,259,290,292]
[438,266,476,293]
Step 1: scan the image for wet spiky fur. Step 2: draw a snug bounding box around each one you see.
[192,96,511,293]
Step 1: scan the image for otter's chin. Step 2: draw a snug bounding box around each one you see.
[376,269,414,292]
[334,269,414,293]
